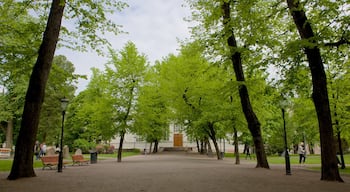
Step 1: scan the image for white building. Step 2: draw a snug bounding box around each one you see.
[110,123,237,153]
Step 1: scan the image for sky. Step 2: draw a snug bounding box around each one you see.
[56,0,193,93]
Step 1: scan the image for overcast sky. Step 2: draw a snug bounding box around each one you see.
[56,0,192,93]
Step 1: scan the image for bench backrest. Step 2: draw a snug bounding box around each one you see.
[0,148,11,158]
[72,155,85,161]
[41,155,59,163]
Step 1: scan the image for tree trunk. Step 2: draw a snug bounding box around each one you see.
[153,140,158,153]
[200,140,205,154]
[233,127,240,164]
[149,142,153,154]
[206,137,213,157]
[221,1,269,168]
[117,130,125,162]
[7,0,65,180]
[286,0,342,182]
[196,139,200,153]
[5,119,13,149]
[207,122,222,160]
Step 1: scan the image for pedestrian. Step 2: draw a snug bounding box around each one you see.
[40,142,47,157]
[245,145,251,160]
[34,140,40,160]
[297,142,306,164]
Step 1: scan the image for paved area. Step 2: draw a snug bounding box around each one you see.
[1,152,350,192]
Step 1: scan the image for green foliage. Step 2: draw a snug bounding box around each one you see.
[38,55,78,144]
[0,1,44,146]
[18,0,128,54]
[65,74,117,147]
[72,139,96,153]
[134,66,170,143]
[65,42,148,148]
[105,41,148,135]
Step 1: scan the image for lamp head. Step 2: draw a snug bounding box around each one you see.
[61,98,69,111]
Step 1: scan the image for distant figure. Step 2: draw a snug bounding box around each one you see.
[55,144,60,154]
[34,141,40,160]
[40,142,47,157]
[297,142,306,164]
[245,146,251,160]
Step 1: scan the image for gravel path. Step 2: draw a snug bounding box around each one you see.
[1,152,349,192]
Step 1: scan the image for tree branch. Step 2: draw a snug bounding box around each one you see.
[324,38,350,47]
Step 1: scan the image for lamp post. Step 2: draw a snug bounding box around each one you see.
[58,98,69,173]
[281,101,291,175]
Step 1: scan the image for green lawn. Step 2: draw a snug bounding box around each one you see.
[226,153,350,165]
[225,153,350,174]
[0,152,141,172]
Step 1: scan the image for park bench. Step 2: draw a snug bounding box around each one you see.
[0,148,11,158]
[72,154,89,166]
[41,155,68,170]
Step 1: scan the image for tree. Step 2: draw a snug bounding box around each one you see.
[0,0,43,150]
[105,42,147,162]
[286,0,343,181]
[186,0,271,167]
[38,55,78,144]
[7,0,66,180]
[64,70,116,153]
[220,1,269,168]
[8,0,127,180]
[158,42,237,160]
[134,64,169,153]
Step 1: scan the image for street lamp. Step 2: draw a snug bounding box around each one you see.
[280,99,291,175]
[58,98,69,172]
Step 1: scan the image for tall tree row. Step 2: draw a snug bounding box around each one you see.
[1,0,349,183]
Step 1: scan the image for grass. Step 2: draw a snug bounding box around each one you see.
[226,153,350,165]
[0,152,141,172]
[225,153,350,174]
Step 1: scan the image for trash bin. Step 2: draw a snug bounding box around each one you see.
[90,151,98,164]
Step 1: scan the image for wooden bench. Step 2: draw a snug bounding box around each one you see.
[72,154,89,166]
[41,155,69,170]
[0,148,11,158]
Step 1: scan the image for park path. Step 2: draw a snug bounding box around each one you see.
[1,152,349,192]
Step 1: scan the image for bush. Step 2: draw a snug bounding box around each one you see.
[72,139,96,153]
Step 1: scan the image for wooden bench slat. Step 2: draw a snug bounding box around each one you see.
[41,155,69,170]
[0,148,11,158]
[72,154,89,166]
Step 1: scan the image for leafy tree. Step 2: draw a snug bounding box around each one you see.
[158,42,238,159]
[38,55,79,144]
[65,68,115,151]
[105,42,148,162]
[286,0,344,182]
[134,65,170,153]
[8,0,67,180]
[0,0,43,149]
[186,0,270,167]
[8,0,127,180]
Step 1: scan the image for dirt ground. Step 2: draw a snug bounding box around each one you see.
[1,152,349,192]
